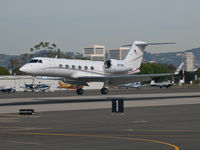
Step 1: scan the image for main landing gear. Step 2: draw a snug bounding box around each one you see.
[76,88,84,95]
[76,87,109,95]
[101,87,108,95]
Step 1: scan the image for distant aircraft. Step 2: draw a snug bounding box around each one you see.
[150,62,183,88]
[0,85,16,93]
[118,82,142,89]
[20,40,176,95]
[150,80,174,88]
[21,83,50,92]
[58,81,84,90]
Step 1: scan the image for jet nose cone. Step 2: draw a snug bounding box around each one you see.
[19,67,23,72]
[19,66,24,72]
[19,65,28,73]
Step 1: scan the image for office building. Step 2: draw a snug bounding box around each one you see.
[83,45,105,61]
[184,52,195,72]
[108,47,130,60]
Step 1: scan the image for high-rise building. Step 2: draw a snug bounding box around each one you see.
[184,52,195,72]
[83,45,105,61]
[108,47,130,60]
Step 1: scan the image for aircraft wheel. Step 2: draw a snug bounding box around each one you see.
[76,88,84,95]
[101,88,108,95]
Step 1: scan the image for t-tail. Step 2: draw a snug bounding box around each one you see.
[123,41,176,71]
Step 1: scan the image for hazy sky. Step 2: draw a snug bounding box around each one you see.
[0,0,200,55]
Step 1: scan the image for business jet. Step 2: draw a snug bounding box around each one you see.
[150,80,174,88]
[20,41,176,95]
[150,62,183,88]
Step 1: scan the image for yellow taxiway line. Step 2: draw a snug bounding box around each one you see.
[11,132,180,150]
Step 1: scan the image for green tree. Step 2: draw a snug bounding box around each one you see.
[52,43,56,48]
[29,42,62,57]
[39,42,44,48]
[0,67,10,75]
[195,68,200,77]
[140,63,153,74]
[140,63,171,82]
[140,63,170,74]
[30,48,34,52]
[29,41,73,59]
[44,42,49,48]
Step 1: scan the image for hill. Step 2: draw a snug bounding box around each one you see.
[0,54,12,68]
[144,47,200,67]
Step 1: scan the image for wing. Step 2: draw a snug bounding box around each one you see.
[0,75,34,80]
[75,73,173,85]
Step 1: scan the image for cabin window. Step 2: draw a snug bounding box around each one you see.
[84,66,88,70]
[78,66,82,70]
[72,65,75,69]
[91,66,94,70]
[66,65,69,69]
[38,60,43,63]
[59,64,62,68]
[29,59,38,63]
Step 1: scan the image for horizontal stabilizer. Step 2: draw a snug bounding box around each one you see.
[121,42,176,47]
[146,42,176,45]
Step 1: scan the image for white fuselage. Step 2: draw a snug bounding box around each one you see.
[20,57,137,79]
[21,57,104,78]
[20,41,151,80]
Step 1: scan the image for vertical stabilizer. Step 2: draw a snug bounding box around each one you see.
[124,41,147,70]
[124,41,175,71]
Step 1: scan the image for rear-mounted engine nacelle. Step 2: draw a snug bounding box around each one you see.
[104,59,133,73]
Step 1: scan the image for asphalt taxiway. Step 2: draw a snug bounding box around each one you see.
[0,86,200,150]
[1,86,200,99]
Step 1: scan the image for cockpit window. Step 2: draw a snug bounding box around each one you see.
[29,59,43,63]
[29,59,38,63]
